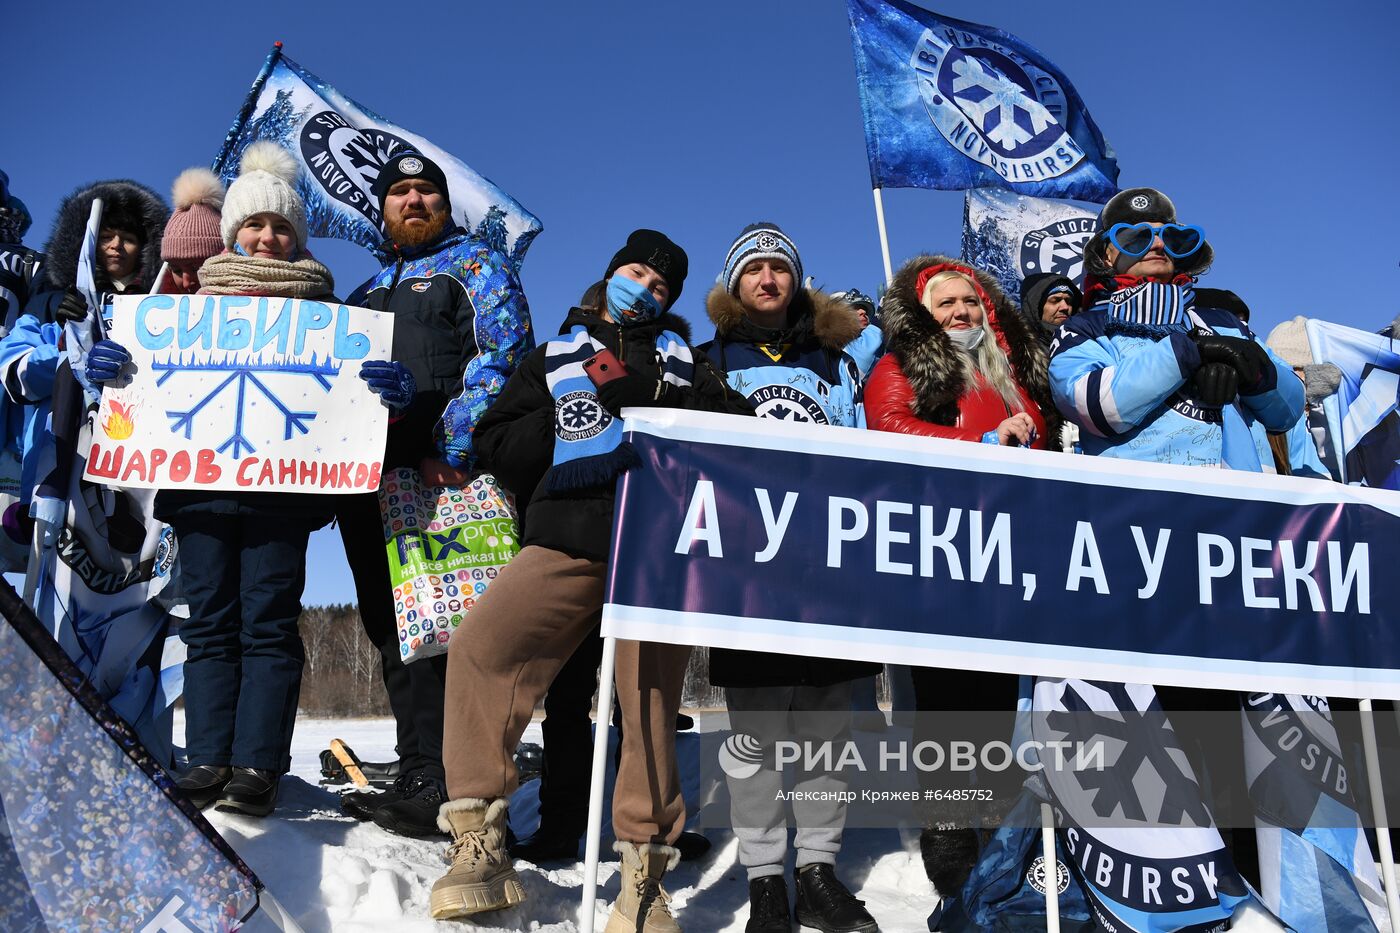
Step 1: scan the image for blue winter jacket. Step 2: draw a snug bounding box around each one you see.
[348,225,532,470]
[1048,290,1302,469]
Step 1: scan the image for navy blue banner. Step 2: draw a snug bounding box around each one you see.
[604,411,1400,699]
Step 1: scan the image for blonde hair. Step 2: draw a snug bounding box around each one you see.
[919,270,1026,415]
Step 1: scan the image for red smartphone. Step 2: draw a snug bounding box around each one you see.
[583,349,626,386]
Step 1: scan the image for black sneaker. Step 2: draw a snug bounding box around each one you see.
[371,771,448,838]
[340,770,412,821]
[320,747,401,788]
[176,765,231,810]
[510,820,583,863]
[794,864,879,933]
[215,767,279,818]
[746,875,793,933]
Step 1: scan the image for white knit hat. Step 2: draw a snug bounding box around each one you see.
[1265,316,1313,369]
[220,142,308,251]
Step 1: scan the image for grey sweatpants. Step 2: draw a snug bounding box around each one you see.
[725,681,855,880]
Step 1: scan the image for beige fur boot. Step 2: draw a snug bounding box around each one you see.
[429,797,526,920]
[603,840,682,933]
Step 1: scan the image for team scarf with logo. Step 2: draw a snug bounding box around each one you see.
[543,324,693,491]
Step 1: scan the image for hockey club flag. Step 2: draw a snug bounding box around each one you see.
[1306,319,1400,488]
[961,187,1098,306]
[0,582,262,932]
[846,0,1118,201]
[215,44,542,269]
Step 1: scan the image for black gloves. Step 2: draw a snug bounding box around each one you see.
[596,364,674,415]
[54,286,89,323]
[1189,362,1240,408]
[1191,330,1271,394]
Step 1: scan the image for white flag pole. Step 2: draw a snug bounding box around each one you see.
[149,262,169,296]
[871,187,894,288]
[579,634,619,933]
[1360,699,1400,932]
[1040,802,1061,933]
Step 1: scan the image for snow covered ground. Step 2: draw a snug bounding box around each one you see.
[187,713,933,932]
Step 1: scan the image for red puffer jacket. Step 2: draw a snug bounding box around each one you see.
[864,353,1048,448]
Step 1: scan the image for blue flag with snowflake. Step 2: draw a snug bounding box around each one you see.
[846,0,1118,201]
[1306,319,1400,488]
[961,188,1098,306]
[215,46,542,269]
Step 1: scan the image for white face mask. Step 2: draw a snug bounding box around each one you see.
[946,325,986,352]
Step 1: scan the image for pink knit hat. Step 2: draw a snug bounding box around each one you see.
[162,168,225,262]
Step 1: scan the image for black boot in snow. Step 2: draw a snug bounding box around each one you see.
[371,771,449,838]
[176,765,231,810]
[919,827,979,898]
[794,864,879,932]
[510,821,582,863]
[216,767,279,817]
[745,875,793,933]
[341,770,412,821]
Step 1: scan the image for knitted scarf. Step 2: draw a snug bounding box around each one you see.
[543,324,693,492]
[197,252,335,297]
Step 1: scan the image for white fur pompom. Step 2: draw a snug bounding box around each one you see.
[238,142,299,187]
[171,167,225,211]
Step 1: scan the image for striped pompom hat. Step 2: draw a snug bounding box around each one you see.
[721,222,802,294]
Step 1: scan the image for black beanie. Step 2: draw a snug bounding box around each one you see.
[605,229,688,308]
[374,150,451,209]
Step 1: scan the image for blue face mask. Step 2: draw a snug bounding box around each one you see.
[606,273,663,325]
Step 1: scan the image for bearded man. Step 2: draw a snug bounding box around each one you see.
[335,150,534,837]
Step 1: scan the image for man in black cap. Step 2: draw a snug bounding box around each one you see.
[334,150,534,837]
[429,230,751,930]
[1018,272,1081,350]
[0,171,42,331]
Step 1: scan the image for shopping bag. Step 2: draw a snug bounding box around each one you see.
[378,467,520,663]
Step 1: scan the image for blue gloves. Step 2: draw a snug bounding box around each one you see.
[359,360,416,412]
[85,340,131,385]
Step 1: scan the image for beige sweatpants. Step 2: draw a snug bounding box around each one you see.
[442,545,692,845]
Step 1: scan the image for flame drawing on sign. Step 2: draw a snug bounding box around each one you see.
[102,400,137,440]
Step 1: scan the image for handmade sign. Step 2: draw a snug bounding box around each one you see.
[84,294,392,493]
[379,468,520,663]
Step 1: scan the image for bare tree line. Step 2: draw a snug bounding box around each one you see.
[297,607,889,717]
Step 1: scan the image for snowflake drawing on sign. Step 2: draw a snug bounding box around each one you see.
[951,55,1054,149]
[153,353,341,458]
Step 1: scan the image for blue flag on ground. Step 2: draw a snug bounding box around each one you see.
[0,582,261,932]
[1306,320,1400,488]
[961,187,1098,306]
[846,0,1118,201]
[215,46,543,269]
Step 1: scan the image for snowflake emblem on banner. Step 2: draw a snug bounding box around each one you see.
[951,56,1054,149]
[153,354,341,458]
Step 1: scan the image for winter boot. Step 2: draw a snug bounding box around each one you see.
[176,765,231,810]
[429,797,526,920]
[793,864,878,933]
[745,875,793,933]
[372,771,449,838]
[919,827,979,898]
[215,768,279,818]
[510,819,583,863]
[604,841,682,933]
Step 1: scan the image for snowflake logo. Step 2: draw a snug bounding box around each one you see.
[153,353,341,458]
[756,233,781,251]
[555,390,611,441]
[951,55,1054,150]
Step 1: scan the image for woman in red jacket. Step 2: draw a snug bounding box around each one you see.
[864,255,1059,902]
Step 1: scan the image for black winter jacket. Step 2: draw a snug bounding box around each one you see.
[474,308,753,561]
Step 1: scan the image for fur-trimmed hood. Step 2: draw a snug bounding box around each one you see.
[42,180,169,291]
[881,253,1059,437]
[705,284,862,351]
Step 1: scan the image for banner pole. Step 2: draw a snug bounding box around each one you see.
[580,634,619,933]
[1040,802,1061,933]
[257,889,307,933]
[149,262,168,296]
[212,41,285,175]
[1361,699,1400,932]
[871,187,894,287]
[21,519,44,608]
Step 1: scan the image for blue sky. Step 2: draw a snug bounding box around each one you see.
[8,0,1399,604]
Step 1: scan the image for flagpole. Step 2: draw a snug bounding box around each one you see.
[1360,699,1400,931]
[579,634,618,933]
[871,187,894,287]
[1040,802,1061,933]
[212,41,285,175]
